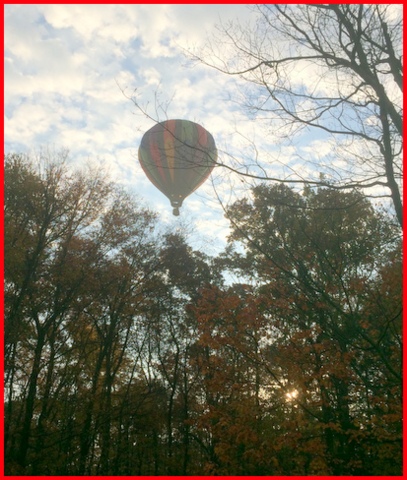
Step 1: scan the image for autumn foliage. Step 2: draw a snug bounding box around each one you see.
[4,154,402,475]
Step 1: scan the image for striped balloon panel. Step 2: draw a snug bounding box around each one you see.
[138,119,217,205]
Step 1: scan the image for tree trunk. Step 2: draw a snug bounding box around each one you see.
[18,327,46,469]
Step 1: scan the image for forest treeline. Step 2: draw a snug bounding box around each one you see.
[4,153,402,475]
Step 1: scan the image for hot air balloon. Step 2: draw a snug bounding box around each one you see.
[138,119,217,216]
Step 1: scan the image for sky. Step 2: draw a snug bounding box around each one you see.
[5,4,265,255]
[4,4,402,256]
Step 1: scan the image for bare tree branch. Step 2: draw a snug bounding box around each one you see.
[188,4,402,226]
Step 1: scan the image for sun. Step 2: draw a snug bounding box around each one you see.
[285,389,298,402]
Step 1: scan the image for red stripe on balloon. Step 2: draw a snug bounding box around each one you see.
[148,133,168,185]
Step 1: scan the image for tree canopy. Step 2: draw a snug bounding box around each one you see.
[4,152,401,475]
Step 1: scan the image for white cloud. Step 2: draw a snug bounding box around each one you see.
[39,4,139,43]
[141,68,161,86]
[10,4,393,254]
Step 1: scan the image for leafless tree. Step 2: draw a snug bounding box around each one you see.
[191,4,403,226]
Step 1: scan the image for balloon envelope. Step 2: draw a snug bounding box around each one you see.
[138,119,217,215]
